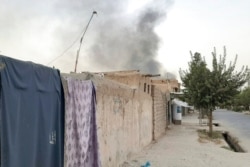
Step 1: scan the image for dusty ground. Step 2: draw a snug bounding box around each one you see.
[121,113,250,167]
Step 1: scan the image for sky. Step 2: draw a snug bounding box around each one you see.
[0,0,250,80]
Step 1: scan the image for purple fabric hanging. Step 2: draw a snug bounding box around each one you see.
[63,77,100,167]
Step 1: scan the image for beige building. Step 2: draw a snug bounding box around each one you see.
[96,70,160,95]
[96,70,181,137]
[95,70,180,94]
[74,70,181,166]
[151,78,180,93]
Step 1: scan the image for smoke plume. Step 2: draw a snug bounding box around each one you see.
[0,0,175,78]
[88,1,174,75]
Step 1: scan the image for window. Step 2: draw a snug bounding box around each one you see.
[144,83,146,92]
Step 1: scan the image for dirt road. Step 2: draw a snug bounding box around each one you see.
[121,113,250,167]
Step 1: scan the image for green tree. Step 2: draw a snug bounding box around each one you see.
[180,47,248,136]
[180,52,210,109]
[234,88,250,110]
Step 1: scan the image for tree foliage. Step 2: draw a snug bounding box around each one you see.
[180,47,249,136]
[234,88,250,110]
[180,52,210,109]
[209,47,248,107]
[180,47,248,109]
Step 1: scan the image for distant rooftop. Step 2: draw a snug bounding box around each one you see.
[92,69,161,77]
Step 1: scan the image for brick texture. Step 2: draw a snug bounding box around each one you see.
[151,85,168,140]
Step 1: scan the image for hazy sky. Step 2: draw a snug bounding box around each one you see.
[1,0,250,79]
[157,0,250,77]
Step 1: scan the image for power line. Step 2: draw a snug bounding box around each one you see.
[47,11,97,66]
[74,11,97,72]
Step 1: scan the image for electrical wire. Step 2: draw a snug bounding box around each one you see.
[74,11,97,72]
[47,11,97,66]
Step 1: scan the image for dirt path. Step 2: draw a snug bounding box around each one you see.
[121,113,250,167]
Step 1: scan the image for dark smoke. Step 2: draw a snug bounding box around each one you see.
[87,0,175,76]
[0,0,176,78]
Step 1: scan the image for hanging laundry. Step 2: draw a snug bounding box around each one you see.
[0,55,64,167]
[63,77,100,167]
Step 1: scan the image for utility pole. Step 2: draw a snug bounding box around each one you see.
[74,11,97,73]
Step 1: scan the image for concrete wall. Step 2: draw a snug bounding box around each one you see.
[63,73,171,166]
[151,85,168,140]
[94,77,153,167]
[104,74,140,89]
[169,79,181,92]
[151,79,181,93]
[103,73,152,95]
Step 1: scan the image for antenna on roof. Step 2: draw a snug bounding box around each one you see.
[74,11,97,73]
